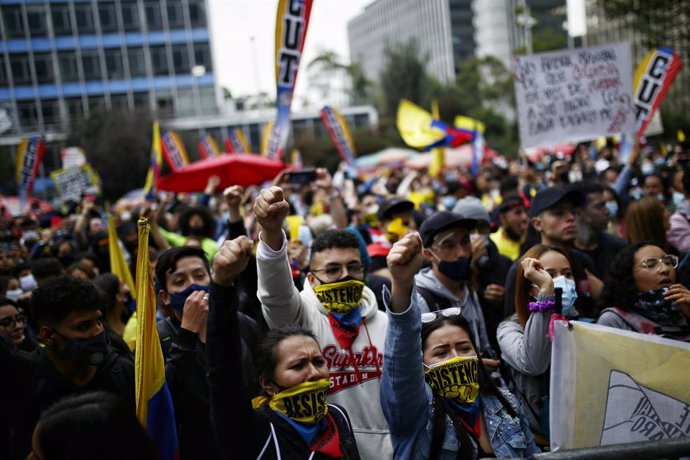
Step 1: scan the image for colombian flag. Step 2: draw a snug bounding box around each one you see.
[429,100,444,177]
[142,121,163,199]
[107,213,135,295]
[135,218,179,460]
[161,130,190,172]
[198,133,220,159]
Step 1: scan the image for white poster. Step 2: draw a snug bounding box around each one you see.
[514,42,635,149]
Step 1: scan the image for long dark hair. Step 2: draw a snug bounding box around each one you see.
[600,242,666,310]
[421,314,516,458]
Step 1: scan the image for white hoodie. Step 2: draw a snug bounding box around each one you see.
[257,232,392,460]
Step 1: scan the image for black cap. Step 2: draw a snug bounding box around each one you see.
[497,195,527,214]
[528,187,585,218]
[419,211,476,247]
[377,198,414,222]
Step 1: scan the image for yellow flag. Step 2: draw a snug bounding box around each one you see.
[107,213,135,295]
[429,100,444,177]
[396,99,446,148]
[261,121,273,157]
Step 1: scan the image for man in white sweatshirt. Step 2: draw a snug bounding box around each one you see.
[253,186,392,459]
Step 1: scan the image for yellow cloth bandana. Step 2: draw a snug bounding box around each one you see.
[424,356,480,403]
[252,379,330,424]
[313,279,365,314]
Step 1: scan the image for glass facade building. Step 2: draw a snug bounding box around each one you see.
[0,0,218,142]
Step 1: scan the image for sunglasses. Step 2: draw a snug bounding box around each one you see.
[421,307,462,324]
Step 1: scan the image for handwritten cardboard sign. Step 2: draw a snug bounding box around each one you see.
[514,42,634,149]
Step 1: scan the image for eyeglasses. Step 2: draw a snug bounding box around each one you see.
[0,314,26,329]
[421,307,462,324]
[311,262,364,281]
[639,255,678,271]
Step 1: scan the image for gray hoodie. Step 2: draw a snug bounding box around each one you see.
[414,267,493,355]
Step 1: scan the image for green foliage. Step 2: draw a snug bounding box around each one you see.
[77,108,153,201]
[307,50,372,106]
[532,27,568,53]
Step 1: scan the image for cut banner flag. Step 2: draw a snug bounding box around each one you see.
[633,47,682,138]
[455,116,486,176]
[265,0,314,160]
[15,136,45,203]
[198,134,221,159]
[320,105,357,172]
[142,121,163,199]
[224,128,250,154]
[135,218,179,460]
[550,321,690,451]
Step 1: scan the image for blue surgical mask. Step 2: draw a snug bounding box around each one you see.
[169,283,209,310]
[441,196,458,210]
[552,275,578,317]
[5,288,23,301]
[641,162,655,176]
[672,192,684,207]
[605,201,619,218]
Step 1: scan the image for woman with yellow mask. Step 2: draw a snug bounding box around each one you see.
[381,233,540,459]
[206,236,361,460]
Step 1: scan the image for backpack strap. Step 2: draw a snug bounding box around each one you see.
[416,286,452,312]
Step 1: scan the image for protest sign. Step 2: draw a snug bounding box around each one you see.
[514,42,635,149]
[550,321,690,451]
[50,164,101,203]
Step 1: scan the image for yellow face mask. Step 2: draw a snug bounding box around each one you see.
[424,356,480,403]
[386,217,408,244]
[313,279,365,314]
[252,379,330,424]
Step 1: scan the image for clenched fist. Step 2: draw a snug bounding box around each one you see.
[212,236,254,286]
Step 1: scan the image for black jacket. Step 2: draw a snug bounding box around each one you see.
[157,312,260,460]
[207,282,361,460]
[1,337,134,460]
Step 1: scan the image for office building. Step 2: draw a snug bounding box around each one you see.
[0,0,218,146]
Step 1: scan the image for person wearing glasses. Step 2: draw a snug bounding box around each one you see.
[598,243,690,342]
[253,186,392,459]
[0,296,36,351]
[382,232,539,459]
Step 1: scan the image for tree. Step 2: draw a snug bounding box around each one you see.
[378,39,435,117]
[307,50,372,107]
[77,108,153,201]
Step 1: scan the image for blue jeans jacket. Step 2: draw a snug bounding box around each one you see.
[380,288,541,459]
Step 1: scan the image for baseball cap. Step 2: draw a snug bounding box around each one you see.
[419,211,476,247]
[377,198,414,222]
[528,187,585,218]
[452,197,490,224]
[497,195,527,214]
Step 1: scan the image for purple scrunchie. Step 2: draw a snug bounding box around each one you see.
[528,300,555,312]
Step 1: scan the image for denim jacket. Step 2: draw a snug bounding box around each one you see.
[380,287,540,459]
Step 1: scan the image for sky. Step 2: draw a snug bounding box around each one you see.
[207,0,372,103]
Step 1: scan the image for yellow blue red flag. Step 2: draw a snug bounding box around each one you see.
[107,213,135,295]
[198,134,220,159]
[265,0,314,160]
[429,100,444,177]
[224,128,250,154]
[142,121,163,199]
[135,218,179,460]
[261,121,274,157]
[161,130,190,171]
[633,47,682,137]
[320,105,357,169]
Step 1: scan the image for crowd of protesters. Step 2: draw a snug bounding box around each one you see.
[2,136,690,459]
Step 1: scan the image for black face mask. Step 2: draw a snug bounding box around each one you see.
[436,257,472,281]
[188,226,206,237]
[55,330,110,366]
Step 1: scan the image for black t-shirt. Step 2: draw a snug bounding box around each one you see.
[579,231,627,280]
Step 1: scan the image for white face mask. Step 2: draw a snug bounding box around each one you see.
[5,289,23,301]
[552,275,578,317]
[19,274,37,292]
